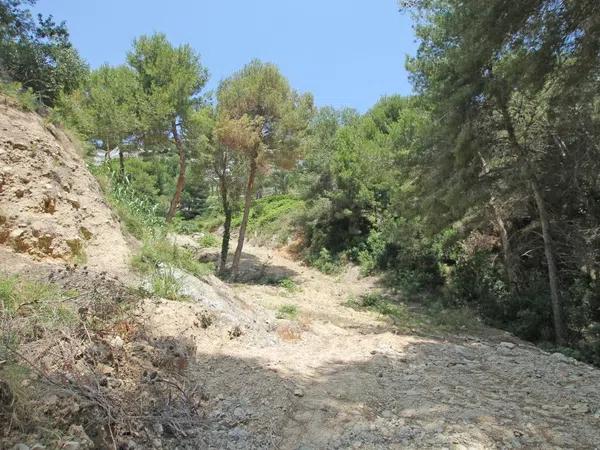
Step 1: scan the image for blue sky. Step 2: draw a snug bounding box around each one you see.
[34,1,418,112]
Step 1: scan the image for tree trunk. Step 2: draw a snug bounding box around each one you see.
[118,147,125,178]
[218,173,232,276]
[231,155,257,278]
[530,178,566,344]
[166,124,186,222]
[492,204,519,294]
[478,152,518,292]
[499,103,566,344]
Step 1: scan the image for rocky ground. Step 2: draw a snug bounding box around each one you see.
[145,239,600,450]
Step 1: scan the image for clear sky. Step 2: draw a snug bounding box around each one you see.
[33,1,418,113]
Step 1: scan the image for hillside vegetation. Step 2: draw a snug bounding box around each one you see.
[1,0,600,448]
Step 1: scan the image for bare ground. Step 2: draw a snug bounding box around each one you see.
[137,238,600,449]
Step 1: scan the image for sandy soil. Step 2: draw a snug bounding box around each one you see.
[0,97,130,276]
[140,238,600,449]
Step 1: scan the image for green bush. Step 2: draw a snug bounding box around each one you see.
[92,165,164,239]
[0,82,38,111]
[233,194,304,244]
[278,277,300,293]
[346,291,481,334]
[309,248,342,274]
[198,233,220,248]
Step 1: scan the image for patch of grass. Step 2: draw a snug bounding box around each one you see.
[198,233,220,248]
[0,362,35,422]
[0,274,78,351]
[278,277,300,293]
[149,269,185,301]
[233,194,305,245]
[132,233,213,278]
[276,304,299,320]
[0,275,76,319]
[346,292,481,335]
[0,82,39,111]
[424,301,481,331]
[92,166,165,240]
[171,214,224,235]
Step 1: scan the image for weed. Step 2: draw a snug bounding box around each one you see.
[0,275,76,319]
[92,165,164,240]
[233,194,304,245]
[149,269,184,301]
[0,274,78,353]
[310,248,342,274]
[278,277,299,293]
[0,82,39,111]
[276,304,299,320]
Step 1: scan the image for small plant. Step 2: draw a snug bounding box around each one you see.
[276,303,299,320]
[0,275,76,319]
[149,269,183,301]
[0,274,78,351]
[278,277,299,293]
[198,233,220,248]
[92,165,165,240]
[232,194,304,245]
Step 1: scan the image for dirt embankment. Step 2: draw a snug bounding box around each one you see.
[0,97,130,275]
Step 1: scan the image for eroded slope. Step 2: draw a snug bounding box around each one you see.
[0,98,130,274]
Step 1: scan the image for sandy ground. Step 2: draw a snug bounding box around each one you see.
[139,238,600,449]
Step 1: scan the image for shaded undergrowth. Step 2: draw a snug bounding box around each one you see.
[346,292,482,336]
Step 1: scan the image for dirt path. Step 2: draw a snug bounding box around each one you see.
[146,238,600,449]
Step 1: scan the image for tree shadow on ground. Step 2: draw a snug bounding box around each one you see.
[8,326,600,449]
[188,337,600,449]
[197,249,298,286]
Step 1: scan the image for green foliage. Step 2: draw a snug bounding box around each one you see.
[197,233,219,248]
[400,0,600,349]
[0,274,78,347]
[132,234,212,278]
[308,248,342,275]
[64,64,140,155]
[0,81,37,110]
[149,268,184,301]
[233,194,304,244]
[0,0,88,106]
[347,292,480,334]
[93,165,164,239]
[276,303,299,320]
[127,33,208,136]
[278,277,299,293]
[216,60,313,158]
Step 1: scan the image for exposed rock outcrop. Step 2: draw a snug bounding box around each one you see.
[0,97,130,274]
